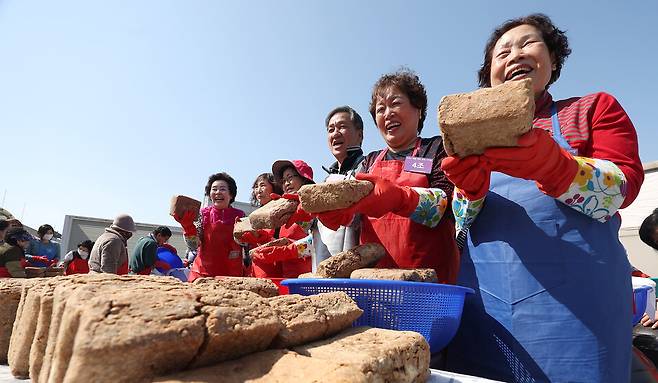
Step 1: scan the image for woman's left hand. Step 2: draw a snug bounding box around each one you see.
[250,243,298,263]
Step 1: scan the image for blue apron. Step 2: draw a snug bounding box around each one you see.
[446,104,632,382]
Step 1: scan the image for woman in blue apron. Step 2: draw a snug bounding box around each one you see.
[441,14,645,382]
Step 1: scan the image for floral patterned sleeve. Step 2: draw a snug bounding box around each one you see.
[184,216,202,252]
[555,156,627,222]
[292,234,315,259]
[408,187,449,228]
[452,189,486,239]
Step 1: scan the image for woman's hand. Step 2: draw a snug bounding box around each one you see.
[250,243,298,263]
[172,210,197,235]
[440,155,491,200]
[271,193,313,228]
[640,313,658,329]
[483,129,578,197]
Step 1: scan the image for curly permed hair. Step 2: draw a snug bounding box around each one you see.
[478,13,571,89]
[369,68,427,134]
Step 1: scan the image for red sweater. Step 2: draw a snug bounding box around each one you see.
[533,91,644,208]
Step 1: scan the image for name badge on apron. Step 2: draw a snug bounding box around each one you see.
[403,156,432,174]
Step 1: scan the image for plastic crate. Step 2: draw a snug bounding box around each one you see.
[633,285,651,325]
[282,278,473,353]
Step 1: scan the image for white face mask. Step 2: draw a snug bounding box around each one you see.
[43,234,54,241]
[78,250,89,259]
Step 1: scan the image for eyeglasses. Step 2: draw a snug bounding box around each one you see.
[282,175,301,184]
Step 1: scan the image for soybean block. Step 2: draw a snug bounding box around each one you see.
[350,268,438,283]
[267,292,363,348]
[298,180,374,213]
[170,195,202,220]
[0,279,26,363]
[248,198,298,230]
[438,78,535,157]
[317,243,386,278]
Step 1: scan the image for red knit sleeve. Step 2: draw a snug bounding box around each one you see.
[587,93,644,208]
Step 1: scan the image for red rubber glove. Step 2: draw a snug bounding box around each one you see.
[172,210,197,237]
[440,155,491,200]
[270,193,313,228]
[483,129,578,197]
[250,243,299,263]
[316,173,419,230]
[48,258,59,267]
[29,255,49,266]
[238,230,274,245]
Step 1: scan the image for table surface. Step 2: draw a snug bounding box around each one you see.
[0,365,502,382]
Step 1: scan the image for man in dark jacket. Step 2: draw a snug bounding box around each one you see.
[313,106,367,270]
[129,226,172,274]
[88,214,136,274]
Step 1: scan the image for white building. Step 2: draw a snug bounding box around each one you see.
[619,161,658,274]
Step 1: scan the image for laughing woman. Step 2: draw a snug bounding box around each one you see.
[441,14,644,382]
[174,172,246,281]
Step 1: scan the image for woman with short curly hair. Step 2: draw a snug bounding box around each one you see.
[441,13,644,382]
[173,171,246,281]
[317,69,459,284]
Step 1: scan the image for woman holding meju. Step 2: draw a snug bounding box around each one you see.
[173,172,246,281]
[441,13,644,382]
[317,69,459,284]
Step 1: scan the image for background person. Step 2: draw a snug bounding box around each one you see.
[317,70,459,283]
[173,172,246,281]
[129,226,172,275]
[250,173,283,207]
[0,227,32,278]
[441,14,644,382]
[28,224,60,267]
[88,214,137,274]
[247,160,315,278]
[60,239,93,275]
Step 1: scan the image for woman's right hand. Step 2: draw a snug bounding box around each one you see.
[173,210,197,235]
[440,155,491,200]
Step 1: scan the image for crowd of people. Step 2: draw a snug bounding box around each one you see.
[0,13,655,382]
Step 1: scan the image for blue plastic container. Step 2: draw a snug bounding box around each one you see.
[155,247,183,273]
[633,285,651,325]
[282,278,473,353]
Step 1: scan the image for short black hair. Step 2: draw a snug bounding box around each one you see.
[0,219,9,232]
[639,208,658,250]
[325,106,364,133]
[153,226,172,238]
[38,224,54,237]
[478,13,571,89]
[6,227,31,247]
[369,68,427,134]
[77,240,94,251]
[204,172,238,204]
[250,173,283,207]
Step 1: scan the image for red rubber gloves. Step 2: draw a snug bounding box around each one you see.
[238,230,274,245]
[483,129,578,197]
[172,210,197,237]
[250,243,298,263]
[271,193,313,228]
[316,173,419,231]
[440,155,491,200]
[29,256,50,265]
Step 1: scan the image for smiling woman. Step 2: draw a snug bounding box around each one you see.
[442,13,645,383]
[315,69,459,284]
[173,171,246,281]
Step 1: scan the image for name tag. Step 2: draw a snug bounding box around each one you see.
[404,156,432,174]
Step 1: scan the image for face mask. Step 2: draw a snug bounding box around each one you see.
[44,234,54,241]
[78,250,89,259]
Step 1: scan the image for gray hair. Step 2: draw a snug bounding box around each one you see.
[325,105,364,132]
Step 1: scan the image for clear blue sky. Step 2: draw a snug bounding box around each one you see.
[1,0,657,232]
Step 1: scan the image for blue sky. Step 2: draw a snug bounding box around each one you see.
[1,0,657,232]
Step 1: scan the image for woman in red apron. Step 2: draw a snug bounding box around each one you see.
[244,160,315,278]
[61,239,92,275]
[173,172,246,282]
[317,70,459,284]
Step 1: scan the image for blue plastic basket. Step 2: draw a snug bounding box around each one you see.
[633,285,651,325]
[281,278,473,353]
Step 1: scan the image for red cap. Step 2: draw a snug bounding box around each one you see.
[272,160,314,185]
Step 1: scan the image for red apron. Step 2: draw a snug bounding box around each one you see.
[65,258,89,275]
[0,267,11,277]
[117,260,129,275]
[189,209,243,281]
[252,224,311,278]
[360,140,459,284]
